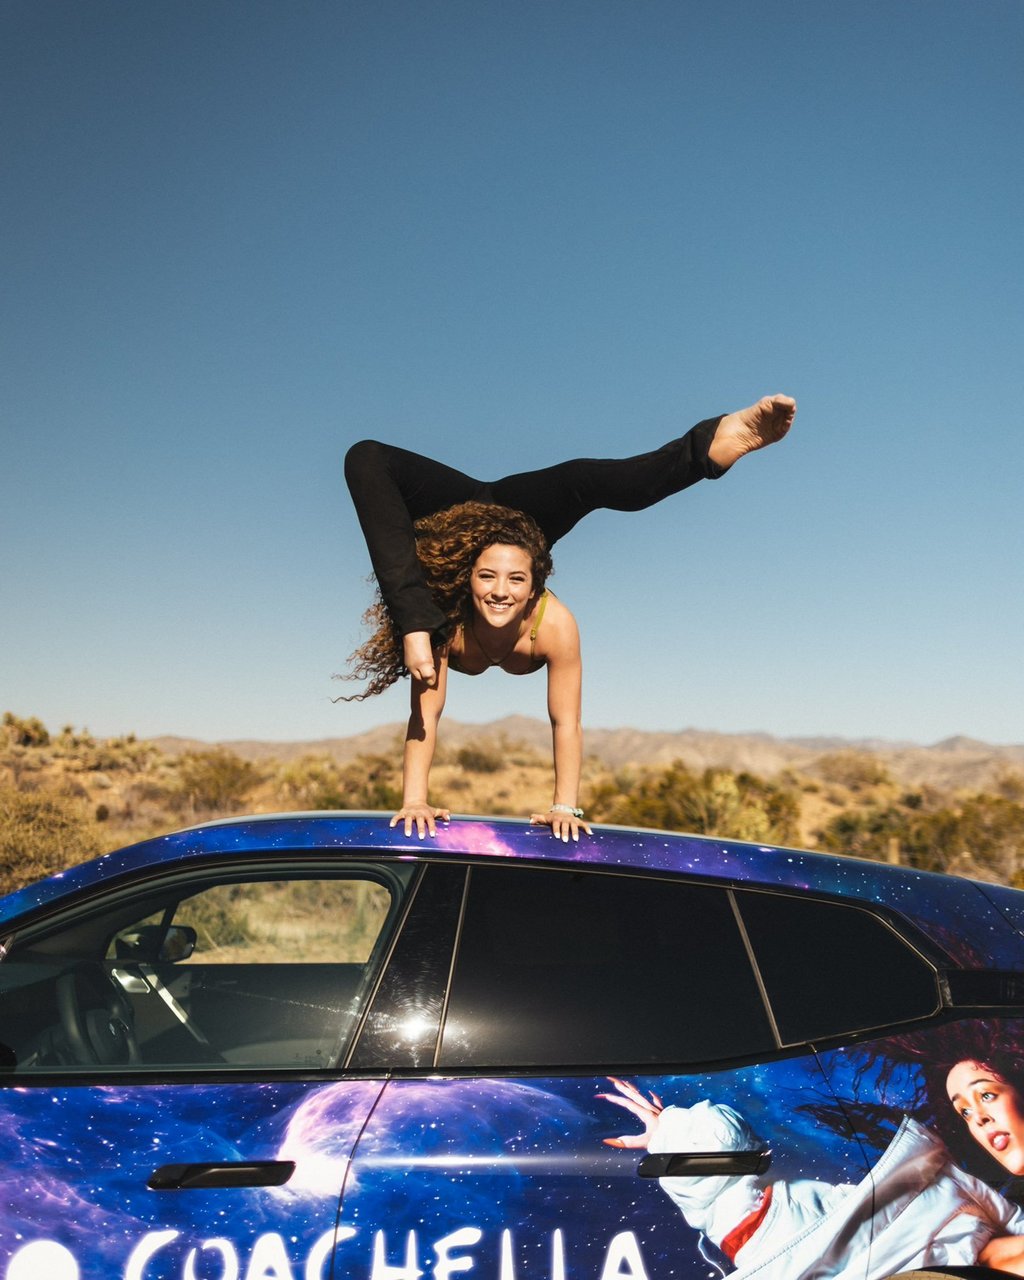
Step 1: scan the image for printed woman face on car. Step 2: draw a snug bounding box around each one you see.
[946,1058,1024,1174]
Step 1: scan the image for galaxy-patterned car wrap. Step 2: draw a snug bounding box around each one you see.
[4,813,1024,1280]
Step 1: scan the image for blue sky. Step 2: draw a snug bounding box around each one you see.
[2,0,1022,748]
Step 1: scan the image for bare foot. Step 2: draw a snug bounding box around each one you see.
[708,395,796,469]
[403,631,437,684]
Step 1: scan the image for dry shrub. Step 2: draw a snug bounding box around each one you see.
[0,784,104,896]
[173,749,261,814]
[813,751,893,791]
[456,744,504,773]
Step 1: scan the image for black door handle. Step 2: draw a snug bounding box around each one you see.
[148,1160,296,1190]
[639,1149,771,1178]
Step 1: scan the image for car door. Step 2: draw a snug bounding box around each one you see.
[0,855,416,1280]
[337,863,879,1280]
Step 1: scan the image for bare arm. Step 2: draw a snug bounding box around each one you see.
[390,651,451,838]
[529,605,592,841]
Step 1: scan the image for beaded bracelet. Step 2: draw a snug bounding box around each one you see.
[549,804,585,819]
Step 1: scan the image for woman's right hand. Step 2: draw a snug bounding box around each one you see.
[403,631,437,684]
[390,802,451,839]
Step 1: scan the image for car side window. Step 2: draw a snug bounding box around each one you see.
[109,878,390,965]
[438,865,775,1068]
[735,889,941,1044]
[1,866,410,1074]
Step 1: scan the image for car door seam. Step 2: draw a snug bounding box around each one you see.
[432,864,472,1069]
[728,889,783,1051]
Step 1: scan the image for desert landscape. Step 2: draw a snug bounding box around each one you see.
[3,710,1023,896]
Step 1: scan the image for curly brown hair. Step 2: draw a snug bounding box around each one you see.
[337,501,553,700]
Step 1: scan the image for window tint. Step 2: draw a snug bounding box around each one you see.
[736,890,940,1043]
[349,862,465,1070]
[439,866,774,1068]
[1,868,408,1074]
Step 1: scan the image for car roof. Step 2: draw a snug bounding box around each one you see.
[2,811,1022,967]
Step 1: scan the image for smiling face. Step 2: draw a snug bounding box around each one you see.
[946,1058,1024,1173]
[469,543,535,630]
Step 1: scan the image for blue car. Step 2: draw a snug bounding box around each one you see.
[3,812,1024,1280]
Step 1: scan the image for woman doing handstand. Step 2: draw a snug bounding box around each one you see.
[342,394,796,840]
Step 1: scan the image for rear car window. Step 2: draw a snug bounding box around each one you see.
[735,889,940,1043]
[439,865,775,1068]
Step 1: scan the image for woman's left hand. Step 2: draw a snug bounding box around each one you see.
[530,807,593,842]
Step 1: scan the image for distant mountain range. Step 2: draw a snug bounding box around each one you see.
[153,717,1024,792]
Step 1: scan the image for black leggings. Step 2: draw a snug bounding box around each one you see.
[344,415,725,637]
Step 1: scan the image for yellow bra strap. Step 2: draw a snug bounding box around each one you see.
[529,591,549,658]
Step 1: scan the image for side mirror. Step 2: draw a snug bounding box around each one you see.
[115,923,197,962]
[159,926,197,963]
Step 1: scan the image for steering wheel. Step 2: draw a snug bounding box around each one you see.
[56,963,142,1066]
